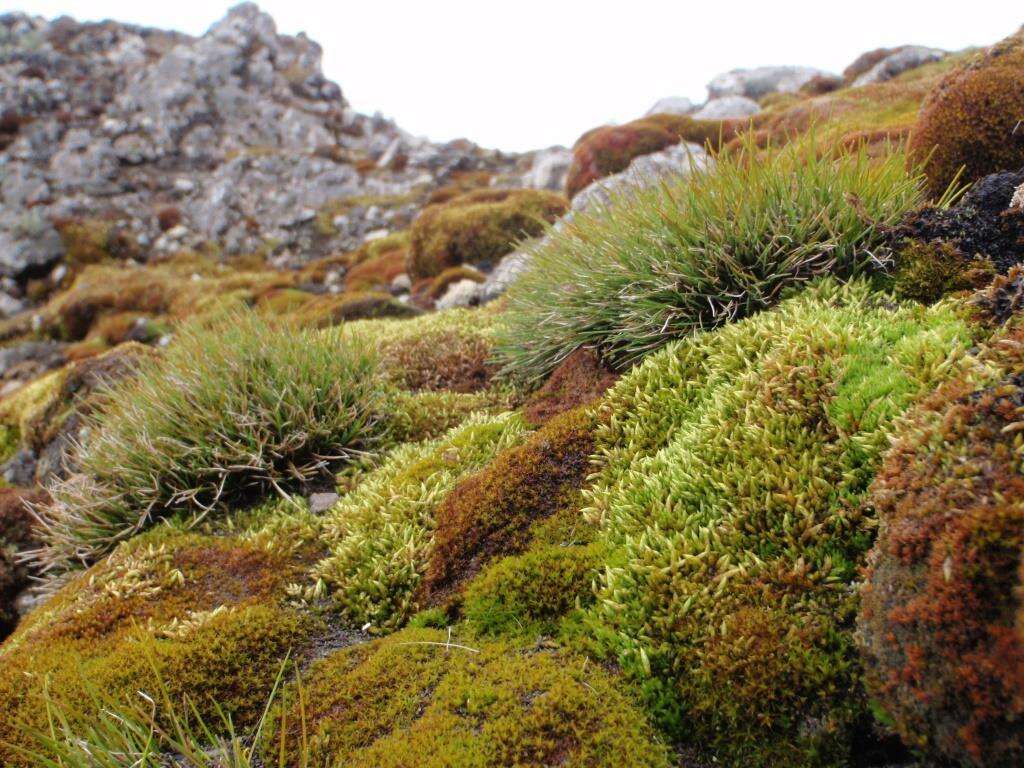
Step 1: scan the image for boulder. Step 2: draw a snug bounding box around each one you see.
[692,95,761,120]
[851,45,946,87]
[707,66,833,99]
[644,96,695,116]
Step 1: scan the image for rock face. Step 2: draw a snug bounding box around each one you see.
[851,45,945,86]
[692,95,761,120]
[0,4,520,307]
[707,65,833,99]
[644,96,695,116]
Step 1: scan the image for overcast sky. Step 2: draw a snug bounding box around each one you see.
[9,1,1023,151]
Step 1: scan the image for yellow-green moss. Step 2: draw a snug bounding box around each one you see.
[890,239,995,303]
[268,628,670,768]
[408,189,567,280]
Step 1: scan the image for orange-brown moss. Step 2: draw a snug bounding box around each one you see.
[407,189,568,280]
[344,247,408,292]
[910,31,1024,197]
[523,347,619,425]
[423,407,599,600]
[565,114,742,198]
[0,487,49,639]
[858,336,1024,767]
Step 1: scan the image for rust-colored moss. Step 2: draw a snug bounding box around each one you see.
[523,347,619,426]
[858,346,1024,766]
[408,189,568,280]
[910,31,1024,198]
[0,487,49,639]
[423,407,600,600]
[344,247,409,292]
[566,114,741,198]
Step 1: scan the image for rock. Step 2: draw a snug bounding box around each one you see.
[707,66,832,100]
[523,147,573,191]
[435,278,483,310]
[308,491,339,515]
[692,95,761,120]
[481,249,531,303]
[390,273,412,294]
[0,340,66,381]
[851,46,945,87]
[571,141,712,215]
[1011,183,1024,211]
[645,96,695,116]
[0,450,36,488]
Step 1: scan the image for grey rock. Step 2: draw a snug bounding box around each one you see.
[0,340,65,379]
[645,96,695,116]
[707,66,832,100]
[0,449,36,487]
[436,278,483,310]
[692,95,761,121]
[308,491,339,515]
[523,146,572,191]
[390,273,412,294]
[851,46,946,87]
[481,249,531,303]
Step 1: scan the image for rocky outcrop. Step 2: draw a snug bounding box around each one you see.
[850,45,945,86]
[692,95,761,120]
[0,4,521,309]
[707,65,834,99]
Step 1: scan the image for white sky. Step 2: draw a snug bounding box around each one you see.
[7,1,1023,152]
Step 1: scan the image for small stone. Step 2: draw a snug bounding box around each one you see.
[309,491,339,514]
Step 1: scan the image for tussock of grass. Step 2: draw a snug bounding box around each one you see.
[34,310,385,574]
[496,138,928,382]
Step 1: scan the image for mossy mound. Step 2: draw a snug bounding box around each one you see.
[423,407,600,601]
[269,627,670,768]
[577,279,983,766]
[565,114,740,198]
[308,412,530,632]
[407,189,567,280]
[522,347,618,425]
[345,306,501,393]
[0,522,321,766]
[910,31,1024,198]
[858,327,1024,767]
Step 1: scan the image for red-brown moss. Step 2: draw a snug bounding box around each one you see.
[423,407,600,600]
[0,488,49,639]
[408,189,568,280]
[344,247,409,292]
[858,345,1024,766]
[910,31,1024,198]
[565,114,741,198]
[973,265,1024,325]
[523,347,619,426]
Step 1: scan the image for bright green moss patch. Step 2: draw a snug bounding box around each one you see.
[305,412,530,632]
[576,279,985,766]
[269,627,670,768]
[408,189,568,280]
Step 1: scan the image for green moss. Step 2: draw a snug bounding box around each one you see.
[408,189,567,280]
[288,291,419,328]
[269,628,670,768]
[889,238,995,303]
[576,279,985,766]
[0,528,319,766]
[384,388,511,445]
[305,412,530,632]
[911,31,1024,197]
[54,217,139,268]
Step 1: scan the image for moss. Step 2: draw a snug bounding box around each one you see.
[384,389,511,445]
[345,247,409,292]
[911,31,1024,198]
[53,217,139,268]
[463,540,605,638]
[344,306,501,393]
[972,265,1024,325]
[423,265,485,303]
[423,407,600,601]
[268,628,670,768]
[0,487,48,640]
[289,291,419,328]
[408,189,567,280]
[0,528,320,765]
[307,412,530,631]
[565,114,742,198]
[858,332,1024,767]
[522,347,619,425]
[576,279,984,766]
[0,368,66,460]
[889,239,995,303]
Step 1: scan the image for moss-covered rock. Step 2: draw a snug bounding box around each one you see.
[407,189,567,280]
[565,114,740,198]
[0,523,321,766]
[858,326,1024,767]
[268,627,670,768]
[910,30,1024,198]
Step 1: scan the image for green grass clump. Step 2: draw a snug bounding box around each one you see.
[576,279,985,766]
[496,139,928,382]
[268,627,671,768]
[306,412,530,632]
[35,310,385,574]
